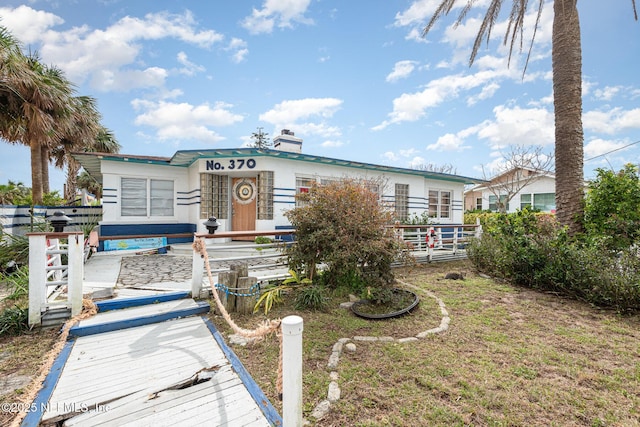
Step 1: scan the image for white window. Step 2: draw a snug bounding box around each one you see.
[489,195,509,212]
[296,176,316,207]
[121,178,174,217]
[429,190,451,219]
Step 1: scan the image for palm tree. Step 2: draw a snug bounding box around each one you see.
[423,0,637,235]
[53,123,120,202]
[0,26,83,205]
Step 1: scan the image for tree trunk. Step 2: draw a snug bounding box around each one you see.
[40,145,50,195]
[65,159,80,202]
[30,139,43,205]
[552,0,584,235]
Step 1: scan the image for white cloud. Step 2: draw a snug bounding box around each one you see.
[584,107,640,135]
[0,6,223,92]
[394,0,440,27]
[386,60,419,82]
[260,98,343,132]
[373,68,513,130]
[321,140,343,148]
[467,82,500,106]
[584,138,631,160]
[241,0,313,35]
[0,5,63,44]
[474,104,555,149]
[176,52,205,76]
[382,151,398,162]
[427,133,470,152]
[226,38,249,63]
[593,85,622,101]
[131,99,244,143]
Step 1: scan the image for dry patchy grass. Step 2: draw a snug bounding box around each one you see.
[0,328,59,426]
[209,260,640,426]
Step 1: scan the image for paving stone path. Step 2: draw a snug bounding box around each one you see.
[116,254,284,287]
[117,255,193,287]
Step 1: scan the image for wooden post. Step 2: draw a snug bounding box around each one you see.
[282,315,303,427]
[236,276,258,314]
[217,271,238,313]
[230,263,249,279]
[28,234,47,327]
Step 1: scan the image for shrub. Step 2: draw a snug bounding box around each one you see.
[284,178,405,297]
[584,164,640,250]
[468,208,640,312]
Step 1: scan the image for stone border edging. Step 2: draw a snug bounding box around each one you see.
[310,280,450,421]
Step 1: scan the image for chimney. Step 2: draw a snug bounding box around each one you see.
[273,129,303,153]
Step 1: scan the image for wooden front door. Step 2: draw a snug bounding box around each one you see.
[231,178,257,241]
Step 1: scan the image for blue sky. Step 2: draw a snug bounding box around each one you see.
[1,0,639,193]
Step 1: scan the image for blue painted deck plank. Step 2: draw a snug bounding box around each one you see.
[21,339,75,427]
[95,291,191,312]
[68,301,210,338]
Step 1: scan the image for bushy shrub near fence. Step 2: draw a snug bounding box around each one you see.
[468,209,640,312]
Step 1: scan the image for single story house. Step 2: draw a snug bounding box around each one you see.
[464,167,556,213]
[73,130,482,249]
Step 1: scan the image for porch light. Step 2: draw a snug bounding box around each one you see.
[48,211,72,233]
[203,217,221,234]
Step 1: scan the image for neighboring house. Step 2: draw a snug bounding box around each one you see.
[464,167,556,213]
[73,130,482,248]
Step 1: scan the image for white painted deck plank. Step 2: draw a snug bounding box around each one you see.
[50,344,226,403]
[65,368,271,427]
[42,317,234,423]
[59,338,224,374]
[51,344,229,403]
[54,316,224,375]
[78,299,202,326]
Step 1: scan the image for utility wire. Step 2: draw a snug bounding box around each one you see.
[584,139,640,163]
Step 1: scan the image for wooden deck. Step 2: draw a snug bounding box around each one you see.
[24,293,281,427]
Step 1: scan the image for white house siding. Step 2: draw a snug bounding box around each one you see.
[75,148,476,245]
[101,160,190,225]
[480,176,556,213]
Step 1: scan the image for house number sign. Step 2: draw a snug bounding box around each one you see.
[205,158,257,171]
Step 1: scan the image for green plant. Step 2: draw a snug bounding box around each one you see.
[254,269,312,314]
[584,164,640,250]
[294,285,328,311]
[284,178,404,296]
[467,208,640,312]
[254,236,272,252]
[0,231,30,270]
[1,265,29,300]
[76,210,102,237]
[0,305,29,336]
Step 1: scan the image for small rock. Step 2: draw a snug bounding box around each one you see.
[327,381,341,402]
[311,400,331,420]
[344,342,357,353]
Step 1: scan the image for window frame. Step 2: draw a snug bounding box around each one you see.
[121,177,175,218]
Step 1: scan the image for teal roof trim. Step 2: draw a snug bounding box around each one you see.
[73,148,483,185]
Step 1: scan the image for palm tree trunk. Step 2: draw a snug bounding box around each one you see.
[41,145,50,195]
[65,159,80,202]
[30,139,43,205]
[552,0,584,235]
